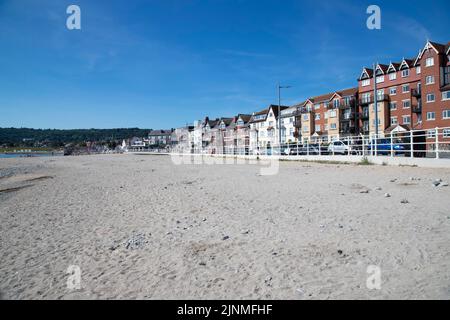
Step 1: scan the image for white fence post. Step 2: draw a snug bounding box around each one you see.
[390,132,394,157]
[410,130,413,158]
[435,127,439,159]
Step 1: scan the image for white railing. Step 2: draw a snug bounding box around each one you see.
[170,126,450,159]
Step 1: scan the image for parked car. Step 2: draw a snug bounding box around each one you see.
[366,139,409,156]
[289,144,322,155]
[328,140,355,155]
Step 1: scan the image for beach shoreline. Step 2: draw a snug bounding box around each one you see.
[1,154,449,299]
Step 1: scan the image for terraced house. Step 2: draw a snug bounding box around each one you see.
[223,114,252,155]
[248,105,289,154]
[279,106,300,144]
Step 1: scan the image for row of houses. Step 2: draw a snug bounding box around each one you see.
[173,40,450,154]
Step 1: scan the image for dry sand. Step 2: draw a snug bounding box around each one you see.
[0,154,449,299]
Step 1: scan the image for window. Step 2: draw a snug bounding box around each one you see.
[303,114,309,121]
[389,73,397,80]
[314,103,320,110]
[403,100,411,109]
[376,76,385,83]
[426,75,435,85]
[303,127,309,133]
[315,113,321,120]
[389,102,397,110]
[442,91,450,101]
[427,130,436,138]
[391,117,398,125]
[416,66,421,74]
[443,110,450,119]
[389,87,397,95]
[373,119,381,127]
[362,79,370,86]
[324,112,328,119]
[425,57,434,67]
[426,93,435,103]
[325,124,328,131]
[444,129,450,138]
[330,123,337,130]
[315,125,321,132]
[402,84,410,93]
[402,69,410,77]
[403,115,411,124]
[427,112,436,121]
[333,99,340,108]
[329,110,337,118]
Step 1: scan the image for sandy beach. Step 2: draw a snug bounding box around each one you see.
[0,154,449,299]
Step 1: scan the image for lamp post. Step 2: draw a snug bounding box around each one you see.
[373,63,378,137]
[277,84,291,151]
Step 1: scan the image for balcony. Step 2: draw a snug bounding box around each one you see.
[412,104,422,113]
[411,88,421,97]
[341,112,356,121]
[293,119,302,128]
[327,98,356,109]
[358,94,390,105]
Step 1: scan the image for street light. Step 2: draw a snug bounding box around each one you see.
[277,84,292,150]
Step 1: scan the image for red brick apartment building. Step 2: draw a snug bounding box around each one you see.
[297,88,359,143]
[357,40,450,144]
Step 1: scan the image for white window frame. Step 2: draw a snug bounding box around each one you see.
[443,129,450,138]
[402,100,411,109]
[362,79,370,86]
[401,69,410,77]
[389,73,397,80]
[402,84,410,93]
[442,91,450,101]
[426,93,435,103]
[425,75,435,85]
[443,110,450,119]
[390,116,398,125]
[389,102,397,110]
[426,112,436,121]
[376,75,385,83]
[389,87,397,95]
[330,123,337,130]
[425,57,434,67]
[416,66,421,74]
[402,115,411,125]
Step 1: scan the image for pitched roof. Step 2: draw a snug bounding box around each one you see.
[308,92,335,103]
[267,105,290,118]
[237,114,252,123]
[292,101,306,108]
[335,87,358,98]
[249,108,269,123]
[359,68,373,80]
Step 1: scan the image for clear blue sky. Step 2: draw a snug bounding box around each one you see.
[0,0,449,129]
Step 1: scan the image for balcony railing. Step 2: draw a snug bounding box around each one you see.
[359,111,370,119]
[358,94,390,105]
[327,98,356,109]
[411,88,421,97]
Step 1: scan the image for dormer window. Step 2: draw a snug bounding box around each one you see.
[401,69,409,77]
[425,57,434,67]
[362,79,370,86]
[416,66,421,74]
[389,73,397,80]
